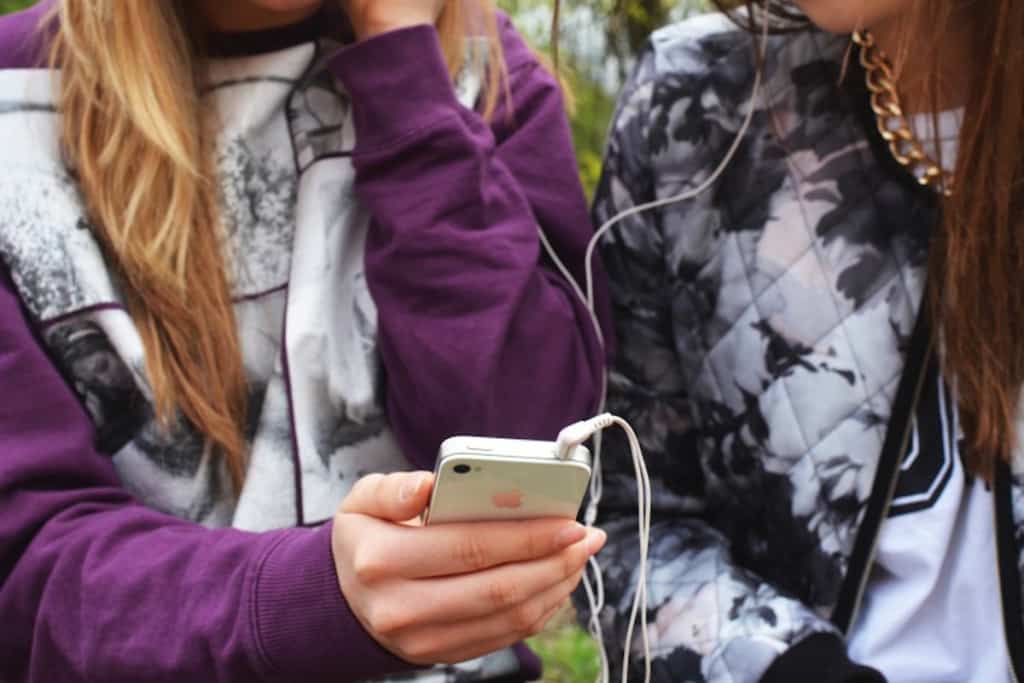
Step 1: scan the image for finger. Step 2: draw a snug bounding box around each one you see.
[350,532,597,637]
[431,603,566,665]
[394,570,581,665]
[382,520,603,579]
[403,533,598,623]
[341,471,434,521]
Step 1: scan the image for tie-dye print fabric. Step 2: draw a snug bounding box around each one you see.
[584,13,1024,683]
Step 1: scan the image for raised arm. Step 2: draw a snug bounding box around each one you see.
[329,15,612,470]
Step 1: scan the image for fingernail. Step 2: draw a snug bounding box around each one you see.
[399,473,426,503]
[586,529,607,554]
[554,523,587,549]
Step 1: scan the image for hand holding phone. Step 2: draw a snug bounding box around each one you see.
[331,471,606,666]
[425,436,592,525]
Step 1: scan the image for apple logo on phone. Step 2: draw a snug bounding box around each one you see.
[492,490,524,509]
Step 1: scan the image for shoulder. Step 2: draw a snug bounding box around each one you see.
[625,12,755,106]
[647,12,752,74]
[0,1,54,70]
[627,12,847,106]
[612,13,847,153]
[638,12,844,90]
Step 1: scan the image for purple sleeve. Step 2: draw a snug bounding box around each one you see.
[0,270,413,681]
[330,18,612,471]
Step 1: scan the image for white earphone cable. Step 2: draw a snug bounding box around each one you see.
[538,6,771,681]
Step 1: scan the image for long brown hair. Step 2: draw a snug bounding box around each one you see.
[48,1,508,490]
[713,0,1024,480]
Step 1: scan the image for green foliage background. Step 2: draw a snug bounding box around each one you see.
[499,0,709,195]
[0,1,712,680]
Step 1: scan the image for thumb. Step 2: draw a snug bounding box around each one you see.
[340,471,434,522]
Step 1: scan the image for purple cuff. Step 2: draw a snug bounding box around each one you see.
[252,523,417,680]
[512,642,543,681]
[328,25,461,151]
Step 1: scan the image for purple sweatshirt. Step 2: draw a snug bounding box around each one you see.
[0,2,610,681]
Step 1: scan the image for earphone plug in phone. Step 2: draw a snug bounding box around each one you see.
[553,412,651,683]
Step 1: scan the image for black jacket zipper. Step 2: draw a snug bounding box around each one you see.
[832,294,934,633]
[995,461,1024,682]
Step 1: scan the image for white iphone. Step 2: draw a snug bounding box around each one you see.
[423,436,592,525]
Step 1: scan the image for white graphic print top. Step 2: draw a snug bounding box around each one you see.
[847,361,1011,682]
[0,39,490,531]
[847,107,1010,683]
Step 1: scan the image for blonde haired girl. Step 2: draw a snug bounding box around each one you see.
[0,1,609,681]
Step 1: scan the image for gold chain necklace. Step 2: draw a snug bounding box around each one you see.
[852,30,954,196]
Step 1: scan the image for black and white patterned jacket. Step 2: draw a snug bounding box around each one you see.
[585,13,1024,683]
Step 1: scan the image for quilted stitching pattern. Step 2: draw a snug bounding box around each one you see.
[581,16,952,683]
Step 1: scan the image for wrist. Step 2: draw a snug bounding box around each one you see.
[251,524,417,679]
[351,14,434,41]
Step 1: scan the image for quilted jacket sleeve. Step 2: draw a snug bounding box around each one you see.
[580,44,883,683]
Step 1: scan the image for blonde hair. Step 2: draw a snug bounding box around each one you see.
[49,1,507,490]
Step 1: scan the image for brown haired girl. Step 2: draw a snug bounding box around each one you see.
[590,0,1024,681]
[0,0,610,680]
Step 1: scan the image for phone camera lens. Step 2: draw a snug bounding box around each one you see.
[453,464,471,475]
